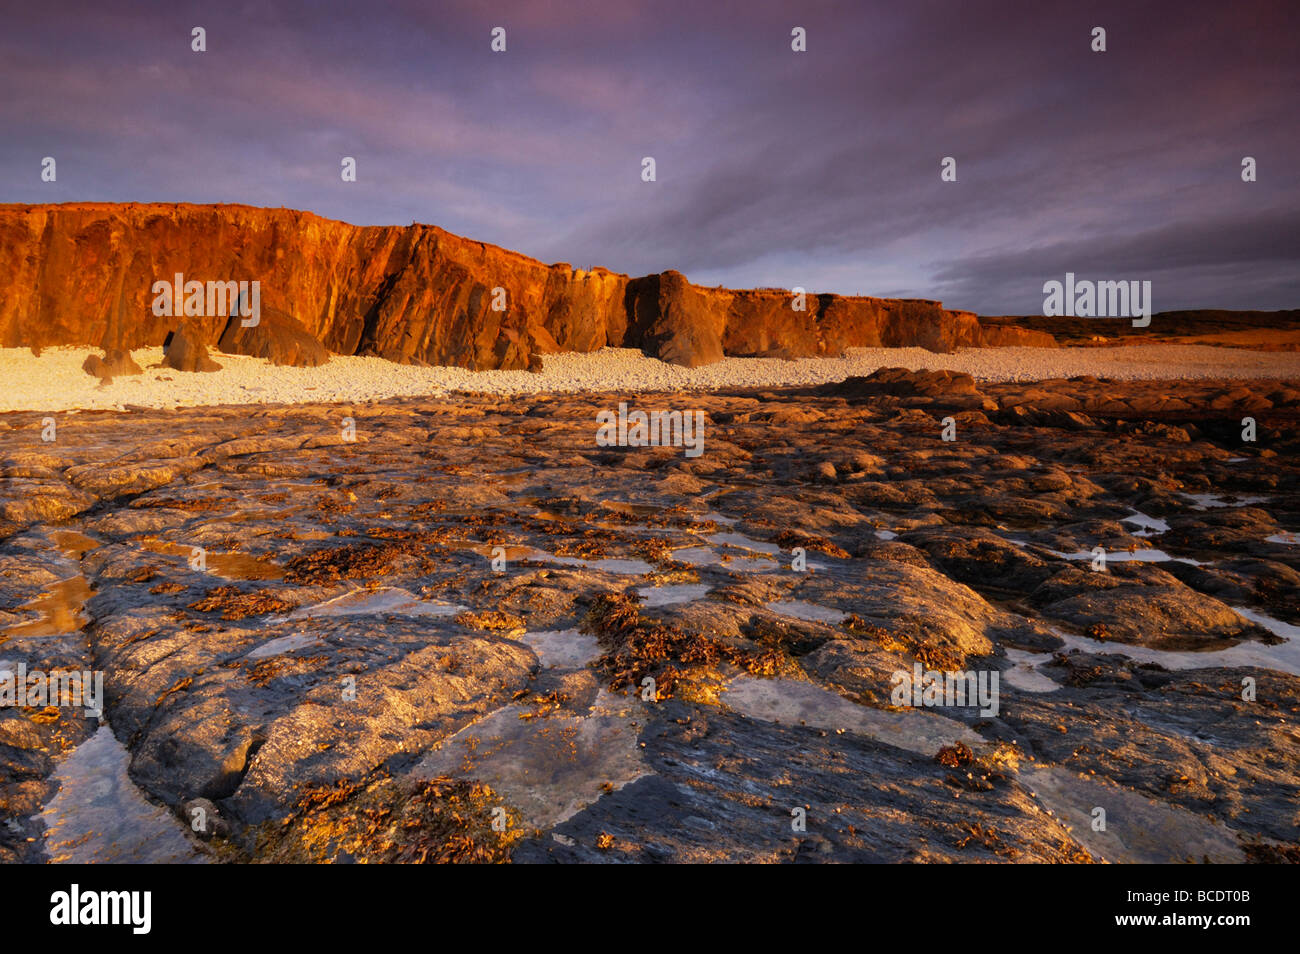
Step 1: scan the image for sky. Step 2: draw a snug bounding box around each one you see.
[2,0,1297,314]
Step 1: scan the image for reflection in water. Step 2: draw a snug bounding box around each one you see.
[636,583,711,607]
[1049,546,1205,566]
[1047,616,1300,678]
[725,675,983,756]
[1181,492,1270,510]
[765,600,847,624]
[2,575,94,639]
[39,725,205,864]
[280,586,464,620]
[139,538,284,580]
[1001,648,1061,693]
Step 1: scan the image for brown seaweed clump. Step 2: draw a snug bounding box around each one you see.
[283,541,433,585]
[188,585,294,620]
[583,593,782,699]
[261,774,522,864]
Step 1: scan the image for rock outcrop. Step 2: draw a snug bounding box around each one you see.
[3,376,1297,862]
[0,202,1054,370]
[218,305,330,368]
[81,348,143,381]
[163,321,222,373]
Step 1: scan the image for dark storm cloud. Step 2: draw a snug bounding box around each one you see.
[1,0,1296,312]
[930,209,1300,313]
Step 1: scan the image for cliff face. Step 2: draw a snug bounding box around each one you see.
[0,203,1053,369]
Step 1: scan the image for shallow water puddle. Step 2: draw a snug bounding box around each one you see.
[518,629,601,669]
[3,530,100,640]
[38,724,205,864]
[49,529,104,559]
[245,633,325,660]
[1181,492,1270,510]
[283,586,465,620]
[1232,606,1300,640]
[1001,648,1060,693]
[1026,766,1243,863]
[462,541,656,576]
[694,511,738,526]
[706,531,783,555]
[598,501,667,519]
[1052,620,1300,678]
[765,600,847,625]
[637,583,711,607]
[3,575,94,639]
[577,556,657,574]
[410,691,647,830]
[724,676,983,756]
[1050,546,1205,566]
[672,545,779,573]
[704,530,823,567]
[1265,531,1298,546]
[460,543,544,562]
[209,507,297,527]
[139,539,284,580]
[875,529,898,541]
[1121,510,1169,536]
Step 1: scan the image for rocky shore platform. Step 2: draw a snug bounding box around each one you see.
[2,369,1297,863]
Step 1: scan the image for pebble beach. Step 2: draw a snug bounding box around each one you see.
[4,343,1297,413]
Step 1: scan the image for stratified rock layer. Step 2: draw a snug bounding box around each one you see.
[0,203,1054,369]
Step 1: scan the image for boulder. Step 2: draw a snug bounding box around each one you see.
[218,305,329,367]
[82,348,143,381]
[163,322,222,373]
[626,271,725,368]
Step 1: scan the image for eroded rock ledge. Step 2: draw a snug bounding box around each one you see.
[1,370,1297,862]
[0,202,1054,370]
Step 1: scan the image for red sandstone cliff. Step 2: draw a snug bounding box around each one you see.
[0,203,1054,369]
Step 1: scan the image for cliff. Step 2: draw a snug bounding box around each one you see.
[0,202,1054,369]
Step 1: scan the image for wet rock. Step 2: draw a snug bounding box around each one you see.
[514,701,1088,863]
[181,797,230,839]
[822,368,994,411]
[905,527,1061,599]
[1,374,1295,864]
[0,480,96,527]
[1044,582,1261,648]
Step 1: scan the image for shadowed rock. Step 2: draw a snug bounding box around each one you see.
[162,322,221,373]
[626,271,724,368]
[821,367,995,411]
[218,305,329,367]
